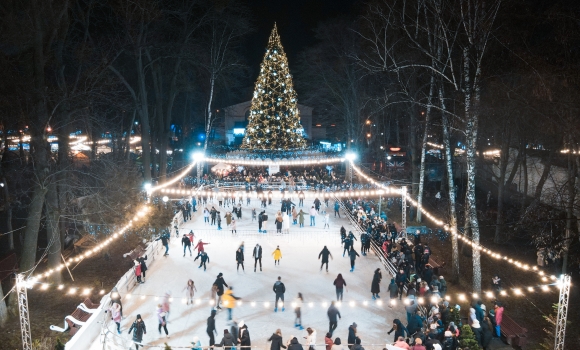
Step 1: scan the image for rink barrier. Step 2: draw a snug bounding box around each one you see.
[64,211,180,350]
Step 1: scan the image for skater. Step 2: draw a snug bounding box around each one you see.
[195,239,210,254]
[273,276,286,312]
[395,269,408,300]
[268,329,287,350]
[327,301,341,336]
[387,319,409,343]
[276,214,283,234]
[236,248,245,272]
[334,201,341,218]
[309,206,317,226]
[155,232,170,256]
[183,279,197,305]
[217,211,222,230]
[182,234,192,257]
[371,268,382,300]
[226,212,232,227]
[333,274,347,301]
[318,246,333,272]
[128,314,146,350]
[283,212,290,234]
[188,230,195,245]
[194,251,210,271]
[324,212,330,229]
[204,208,210,224]
[162,291,171,322]
[253,244,263,272]
[272,246,282,266]
[214,273,229,309]
[348,248,360,272]
[192,336,203,350]
[252,208,257,221]
[238,321,251,350]
[136,255,148,282]
[211,207,217,225]
[294,293,304,329]
[222,286,242,321]
[387,279,398,308]
[109,302,122,334]
[298,209,305,228]
[157,304,169,338]
[342,236,352,257]
[236,203,242,219]
[298,190,305,207]
[134,260,142,283]
[231,218,237,235]
[207,309,218,348]
[109,287,123,317]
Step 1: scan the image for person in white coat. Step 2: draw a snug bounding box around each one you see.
[305,327,317,350]
[283,212,290,234]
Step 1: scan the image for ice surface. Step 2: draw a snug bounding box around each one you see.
[90,199,405,350]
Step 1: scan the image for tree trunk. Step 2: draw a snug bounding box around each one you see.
[1,177,14,251]
[409,110,419,221]
[417,73,434,223]
[136,48,152,183]
[46,178,62,284]
[440,85,460,283]
[534,146,556,200]
[204,73,216,150]
[505,141,524,187]
[520,146,528,213]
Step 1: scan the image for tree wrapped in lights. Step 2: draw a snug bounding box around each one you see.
[242,24,306,150]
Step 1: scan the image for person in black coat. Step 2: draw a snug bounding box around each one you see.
[194,251,210,271]
[395,269,407,300]
[318,246,333,272]
[268,329,287,350]
[214,273,229,309]
[217,329,235,349]
[182,234,192,257]
[287,337,304,350]
[387,319,408,343]
[348,248,360,272]
[481,317,493,350]
[128,314,146,350]
[253,244,263,272]
[236,248,245,272]
[136,256,148,282]
[347,323,357,349]
[422,264,434,285]
[239,321,251,349]
[207,309,218,348]
[371,268,382,300]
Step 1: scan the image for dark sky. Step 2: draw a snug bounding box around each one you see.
[242,0,359,68]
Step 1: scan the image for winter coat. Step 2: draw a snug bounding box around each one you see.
[226,213,232,225]
[327,304,341,322]
[276,219,283,229]
[222,289,240,309]
[395,272,408,286]
[407,314,423,334]
[217,333,235,348]
[371,271,382,294]
[268,333,287,350]
[136,256,148,272]
[273,281,286,294]
[305,329,317,348]
[182,236,191,246]
[156,307,167,324]
[128,319,146,342]
[214,277,228,295]
[388,319,408,341]
[239,326,251,347]
[272,249,282,260]
[481,319,493,348]
[194,253,210,263]
[348,249,359,261]
[441,336,458,350]
[207,311,217,332]
[195,241,209,252]
[495,306,504,325]
[325,337,333,350]
[109,305,121,323]
[134,264,141,277]
[319,247,332,263]
[236,250,244,263]
[333,275,347,289]
[287,338,304,350]
[347,326,357,345]
[388,280,398,298]
[298,211,305,224]
[253,245,263,259]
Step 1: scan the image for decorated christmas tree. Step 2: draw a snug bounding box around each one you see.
[242,24,306,150]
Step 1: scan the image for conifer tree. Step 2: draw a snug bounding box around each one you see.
[242,24,306,150]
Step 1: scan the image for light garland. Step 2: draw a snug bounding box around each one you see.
[160,187,395,199]
[148,161,198,194]
[203,157,345,166]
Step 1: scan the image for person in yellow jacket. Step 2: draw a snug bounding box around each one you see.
[221,286,241,321]
[272,246,282,266]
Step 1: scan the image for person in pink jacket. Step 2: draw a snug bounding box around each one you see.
[109,303,122,334]
[494,301,504,337]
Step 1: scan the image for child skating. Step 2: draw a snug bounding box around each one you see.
[272,246,282,266]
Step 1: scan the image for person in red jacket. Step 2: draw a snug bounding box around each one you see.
[493,301,504,337]
[195,239,210,254]
[134,261,143,283]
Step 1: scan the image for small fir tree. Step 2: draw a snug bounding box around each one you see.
[242,24,306,150]
[459,325,481,350]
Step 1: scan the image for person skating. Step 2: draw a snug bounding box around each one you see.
[309,206,317,226]
[128,314,146,350]
[294,293,304,329]
[331,338,346,350]
[236,248,245,272]
[238,321,251,350]
[334,201,341,218]
[216,329,235,349]
[108,302,122,334]
[324,212,330,229]
[273,276,286,312]
[318,246,333,272]
[214,273,229,309]
[109,287,123,317]
[195,239,210,254]
[288,337,304,350]
[183,279,197,305]
[155,231,170,256]
[268,329,288,350]
[253,244,263,272]
[272,246,282,266]
[217,211,222,230]
[371,268,382,300]
[231,218,237,235]
[195,251,210,271]
[136,255,148,282]
[157,304,169,338]
[327,301,341,336]
[134,260,142,283]
[211,207,217,225]
[298,209,305,228]
[276,214,283,234]
[182,234,192,257]
[342,236,352,257]
[207,309,218,349]
[395,269,408,300]
[222,286,242,321]
[333,274,347,301]
[298,190,305,207]
[387,279,398,308]
[387,319,409,343]
[348,248,360,272]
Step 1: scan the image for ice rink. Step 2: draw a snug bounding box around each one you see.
[91,197,405,349]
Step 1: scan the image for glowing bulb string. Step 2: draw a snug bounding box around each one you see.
[349,161,554,282]
[203,157,346,166]
[149,161,198,194]
[159,188,398,199]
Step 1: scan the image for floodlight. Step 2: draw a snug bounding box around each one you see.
[162,196,169,203]
[345,152,357,161]
[144,183,152,191]
[192,151,205,162]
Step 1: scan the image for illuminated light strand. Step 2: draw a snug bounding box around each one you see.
[203,157,346,166]
[159,188,393,199]
[427,142,444,150]
[148,161,198,194]
[350,161,554,283]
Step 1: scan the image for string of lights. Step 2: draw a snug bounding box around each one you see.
[160,187,396,199]
[203,157,345,166]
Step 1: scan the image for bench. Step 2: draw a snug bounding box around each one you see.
[501,314,528,347]
[428,256,446,275]
[50,298,100,335]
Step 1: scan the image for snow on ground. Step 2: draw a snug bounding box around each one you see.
[91,198,405,350]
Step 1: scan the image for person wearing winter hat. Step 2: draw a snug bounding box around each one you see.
[471,319,482,347]
[441,330,457,350]
[268,329,287,350]
[331,338,345,350]
[438,276,447,297]
[108,303,122,334]
[128,314,146,350]
[238,321,251,349]
[216,329,235,349]
[207,309,218,348]
[394,336,410,350]
[157,304,169,338]
[347,323,357,350]
[109,287,123,317]
[192,336,203,350]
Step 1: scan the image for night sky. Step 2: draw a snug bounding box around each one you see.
[242,0,359,69]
